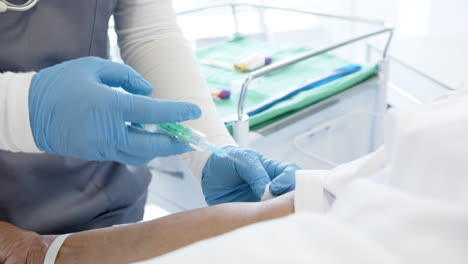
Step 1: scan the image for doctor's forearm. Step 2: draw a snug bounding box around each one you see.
[115,0,235,180]
[55,193,293,264]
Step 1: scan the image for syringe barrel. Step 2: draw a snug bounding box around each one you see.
[143,123,210,152]
[144,123,232,159]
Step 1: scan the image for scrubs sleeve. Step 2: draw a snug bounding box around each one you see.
[295,147,386,213]
[114,0,235,182]
[0,72,41,153]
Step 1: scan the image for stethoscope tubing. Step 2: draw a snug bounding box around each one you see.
[1,0,40,12]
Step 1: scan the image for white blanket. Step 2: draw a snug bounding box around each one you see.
[140,88,468,264]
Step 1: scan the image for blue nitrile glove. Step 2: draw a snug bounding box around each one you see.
[29,57,201,165]
[202,146,300,205]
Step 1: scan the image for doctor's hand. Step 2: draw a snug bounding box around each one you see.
[29,57,201,165]
[202,146,300,205]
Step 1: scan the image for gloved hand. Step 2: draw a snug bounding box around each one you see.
[202,146,300,205]
[29,57,201,165]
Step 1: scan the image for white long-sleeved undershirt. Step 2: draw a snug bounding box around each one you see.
[0,0,235,180]
[0,72,39,152]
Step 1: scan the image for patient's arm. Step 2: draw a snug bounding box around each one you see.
[0,192,293,264]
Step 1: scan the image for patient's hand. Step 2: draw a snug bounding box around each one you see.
[0,221,55,264]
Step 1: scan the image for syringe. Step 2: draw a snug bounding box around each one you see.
[144,123,247,167]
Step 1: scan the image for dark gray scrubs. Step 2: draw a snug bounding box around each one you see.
[0,0,151,235]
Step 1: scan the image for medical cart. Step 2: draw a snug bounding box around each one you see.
[147,2,394,212]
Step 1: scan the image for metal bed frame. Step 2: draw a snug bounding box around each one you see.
[177,2,394,146]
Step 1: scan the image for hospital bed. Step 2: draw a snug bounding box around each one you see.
[147,2,394,212]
